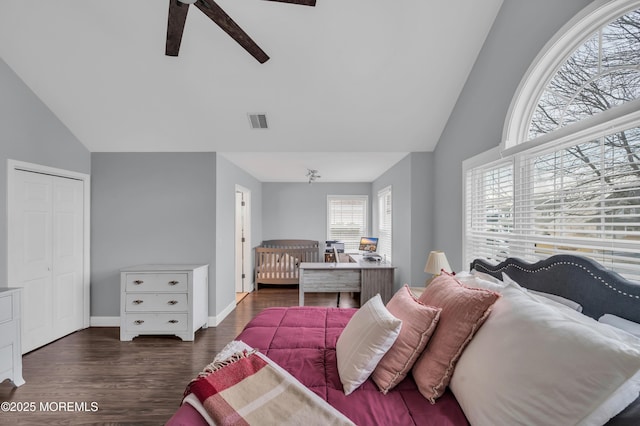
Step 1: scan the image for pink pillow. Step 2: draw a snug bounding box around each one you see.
[372,285,441,393]
[413,272,500,402]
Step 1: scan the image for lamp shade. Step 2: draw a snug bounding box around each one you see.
[424,251,451,275]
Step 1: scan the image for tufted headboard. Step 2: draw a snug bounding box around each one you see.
[470,255,640,323]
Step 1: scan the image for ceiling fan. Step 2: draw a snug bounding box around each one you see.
[166,0,316,63]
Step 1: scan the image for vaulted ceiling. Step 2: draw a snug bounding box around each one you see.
[0,0,503,182]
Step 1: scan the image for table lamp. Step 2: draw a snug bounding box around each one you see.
[424,251,451,284]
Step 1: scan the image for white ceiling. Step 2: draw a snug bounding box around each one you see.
[0,0,503,182]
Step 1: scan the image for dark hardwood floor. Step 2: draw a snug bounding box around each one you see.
[0,288,358,425]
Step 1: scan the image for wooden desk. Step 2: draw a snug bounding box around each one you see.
[299,255,395,306]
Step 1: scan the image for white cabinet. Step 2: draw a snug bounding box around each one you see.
[0,288,25,387]
[120,265,208,342]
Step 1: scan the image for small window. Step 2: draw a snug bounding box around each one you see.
[377,186,392,262]
[327,195,368,252]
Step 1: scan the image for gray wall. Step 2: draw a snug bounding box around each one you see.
[410,152,433,285]
[372,153,434,290]
[91,153,217,316]
[372,155,410,290]
[433,0,593,271]
[215,155,262,313]
[0,58,91,285]
[262,182,372,244]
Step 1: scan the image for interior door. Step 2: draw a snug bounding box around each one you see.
[235,191,246,293]
[13,171,54,353]
[52,177,84,337]
[11,169,85,353]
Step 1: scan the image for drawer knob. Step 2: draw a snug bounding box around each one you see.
[134,320,144,325]
[133,280,144,285]
[168,280,179,286]
[133,300,144,305]
[168,319,179,324]
[167,300,178,305]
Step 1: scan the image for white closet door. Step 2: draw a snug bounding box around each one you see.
[52,177,84,337]
[12,170,84,353]
[13,171,54,353]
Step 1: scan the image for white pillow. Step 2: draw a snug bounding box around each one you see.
[528,289,583,312]
[336,294,402,395]
[449,280,640,426]
[600,314,640,339]
[455,270,505,292]
[499,272,584,313]
[471,269,505,285]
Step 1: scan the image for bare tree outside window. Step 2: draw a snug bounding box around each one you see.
[529,10,640,138]
[530,128,640,267]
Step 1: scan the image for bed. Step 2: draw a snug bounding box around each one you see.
[167,254,640,425]
[254,239,320,289]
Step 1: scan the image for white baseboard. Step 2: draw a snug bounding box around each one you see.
[91,316,120,327]
[209,300,236,327]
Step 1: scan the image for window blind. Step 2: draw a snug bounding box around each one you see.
[464,160,514,266]
[464,125,640,281]
[327,195,368,252]
[378,186,392,262]
[515,128,640,280]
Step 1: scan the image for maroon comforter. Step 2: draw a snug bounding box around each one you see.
[168,306,468,425]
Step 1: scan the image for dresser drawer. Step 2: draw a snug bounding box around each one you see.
[124,293,188,312]
[125,273,188,292]
[123,313,188,332]
[0,295,12,324]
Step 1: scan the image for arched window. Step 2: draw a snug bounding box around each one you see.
[465,0,640,280]
[529,9,640,139]
[503,0,640,151]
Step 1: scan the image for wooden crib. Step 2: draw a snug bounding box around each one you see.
[254,240,320,289]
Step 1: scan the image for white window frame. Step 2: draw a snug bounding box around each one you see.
[326,195,369,252]
[377,186,392,262]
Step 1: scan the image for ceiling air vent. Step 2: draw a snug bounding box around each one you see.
[248,113,268,129]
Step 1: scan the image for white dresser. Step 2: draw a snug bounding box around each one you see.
[120,264,208,342]
[0,288,25,387]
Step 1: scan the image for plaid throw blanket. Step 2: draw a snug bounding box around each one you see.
[183,341,354,426]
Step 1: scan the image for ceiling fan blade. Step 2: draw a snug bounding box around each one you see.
[195,0,270,63]
[264,0,316,6]
[166,0,190,56]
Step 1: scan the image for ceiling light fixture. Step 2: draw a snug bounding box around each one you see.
[306,169,321,184]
